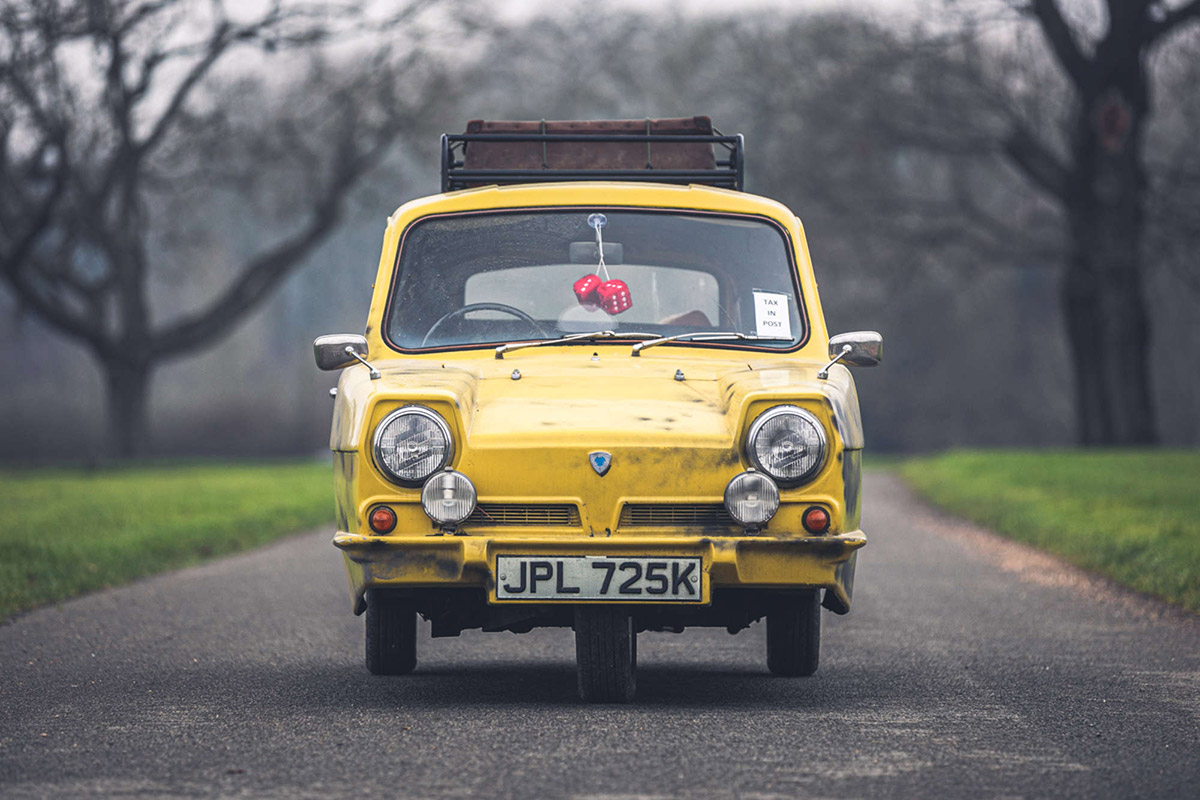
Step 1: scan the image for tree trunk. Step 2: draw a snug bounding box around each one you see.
[102,357,153,458]
[1062,220,1157,445]
[1062,78,1157,445]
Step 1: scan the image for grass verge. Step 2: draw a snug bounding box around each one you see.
[0,461,332,621]
[898,450,1200,612]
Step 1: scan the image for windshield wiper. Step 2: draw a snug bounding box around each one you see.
[631,331,792,356]
[495,330,657,359]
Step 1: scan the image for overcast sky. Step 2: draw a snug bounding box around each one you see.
[493,0,912,21]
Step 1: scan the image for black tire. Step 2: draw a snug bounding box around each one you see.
[574,607,637,703]
[365,589,417,675]
[766,590,821,676]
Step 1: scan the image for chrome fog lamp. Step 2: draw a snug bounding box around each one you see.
[421,469,477,528]
[724,469,780,532]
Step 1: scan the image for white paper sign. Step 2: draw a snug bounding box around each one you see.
[753,291,792,339]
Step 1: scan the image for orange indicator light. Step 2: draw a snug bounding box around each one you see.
[369,506,397,534]
[802,506,830,534]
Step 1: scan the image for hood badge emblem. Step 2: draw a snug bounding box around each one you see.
[588,451,613,476]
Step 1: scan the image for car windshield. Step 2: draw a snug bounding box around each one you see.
[384,209,806,351]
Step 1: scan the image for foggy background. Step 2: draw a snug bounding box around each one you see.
[3,0,1198,461]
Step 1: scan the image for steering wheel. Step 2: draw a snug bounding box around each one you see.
[421,302,549,347]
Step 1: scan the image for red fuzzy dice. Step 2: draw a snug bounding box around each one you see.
[573,274,603,308]
[596,279,632,315]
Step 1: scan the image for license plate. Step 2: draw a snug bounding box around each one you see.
[495,556,704,602]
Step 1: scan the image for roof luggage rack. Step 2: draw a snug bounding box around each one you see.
[441,117,744,192]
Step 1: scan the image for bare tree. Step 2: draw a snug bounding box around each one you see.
[993,0,1200,444]
[0,0,447,456]
[749,1,1200,445]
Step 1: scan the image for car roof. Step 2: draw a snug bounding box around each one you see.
[386,182,798,231]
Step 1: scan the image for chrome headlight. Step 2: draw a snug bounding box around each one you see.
[373,406,452,485]
[421,469,477,527]
[724,469,780,530]
[746,405,826,485]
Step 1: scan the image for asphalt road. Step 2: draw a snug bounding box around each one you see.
[2,473,1198,799]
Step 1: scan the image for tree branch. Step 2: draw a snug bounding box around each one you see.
[0,172,63,279]
[116,0,180,37]
[1149,0,1200,41]
[0,131,109,350]
[133,22,233,158]
[150,157,364,358]
[132,1,327,160]
[1027,0,1093,89]
[2,237,110,353]
[0,109,65,257]
[3,267,109,348]
[1003,124,1070,201]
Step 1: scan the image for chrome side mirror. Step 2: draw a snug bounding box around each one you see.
[830,331,882,367]
[314,334,370,371]
[819,331,882,379]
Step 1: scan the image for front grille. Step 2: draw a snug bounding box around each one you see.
[619,504,734,527]
[463,504,581,527]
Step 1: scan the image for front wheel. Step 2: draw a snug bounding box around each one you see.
[766,590,821,676]
[365,589,417,675]
[574,607,637,703]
